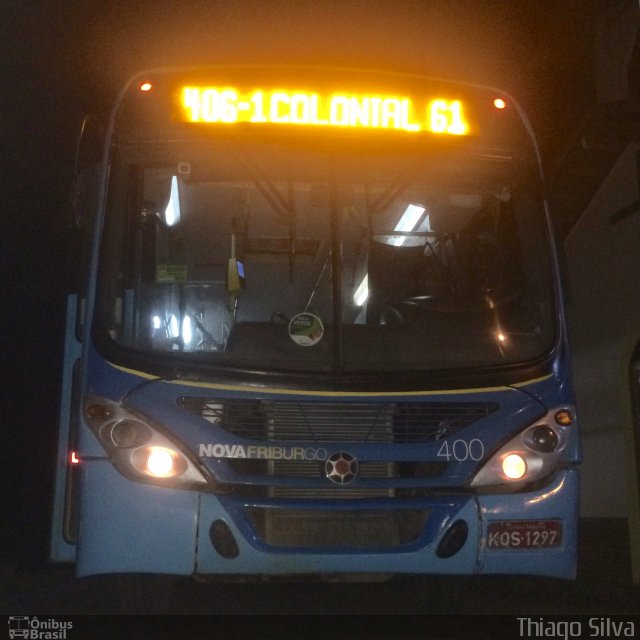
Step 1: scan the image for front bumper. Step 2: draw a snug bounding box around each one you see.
[76,461,579,579]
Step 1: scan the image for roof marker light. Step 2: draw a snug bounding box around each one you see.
[139,82,153,92]
[493,98,507,110]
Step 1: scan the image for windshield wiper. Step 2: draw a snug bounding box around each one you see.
[225,138,298,282]
[329,161,343,371]
[366,157,424,215]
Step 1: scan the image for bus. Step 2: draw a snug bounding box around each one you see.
[50,65,580,584]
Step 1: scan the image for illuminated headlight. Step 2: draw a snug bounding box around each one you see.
[84,396,208,487]
[470,408,573,489]
[501,453,527,480]
[129,445,187,478]
[144,447,176,477]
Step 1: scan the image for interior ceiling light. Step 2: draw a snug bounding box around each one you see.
[391,204,425,246]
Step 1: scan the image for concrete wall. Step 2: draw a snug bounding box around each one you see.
[596,0,640,104]
[565,143,640,519]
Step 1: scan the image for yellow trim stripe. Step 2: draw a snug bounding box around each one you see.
[109,362,161,380]
[512,374,554,388]
[108,361,553,397]
[168,379,508,396]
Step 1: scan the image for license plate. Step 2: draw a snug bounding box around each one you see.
[487,520,562,549]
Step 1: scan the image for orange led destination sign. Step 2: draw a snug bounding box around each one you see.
[178,87,470,135]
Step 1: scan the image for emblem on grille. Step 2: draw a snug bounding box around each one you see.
[325,451,359,485]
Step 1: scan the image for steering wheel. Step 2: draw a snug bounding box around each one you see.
[379,295,437,325]
[379,306,405,325]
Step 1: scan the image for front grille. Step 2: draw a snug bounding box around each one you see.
[245,506,429,548]
[182,397,493,502]
[226,459,446,498]
[277,460,391,499]
[181,397,498,443]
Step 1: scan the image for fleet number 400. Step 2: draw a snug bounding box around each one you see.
[436,438,484,462]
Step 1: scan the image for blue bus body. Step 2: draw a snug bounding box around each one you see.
[51,67,580,580]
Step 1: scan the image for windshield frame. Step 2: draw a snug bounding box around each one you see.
[88,67,564,391]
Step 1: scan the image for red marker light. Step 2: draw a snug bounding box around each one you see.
[139,82,153,92]
[493,98,507,110]
[70,451,80,465]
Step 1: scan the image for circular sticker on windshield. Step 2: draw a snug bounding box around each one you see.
[288,312,324,347]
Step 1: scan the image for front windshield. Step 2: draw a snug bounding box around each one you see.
[97,137,555,374]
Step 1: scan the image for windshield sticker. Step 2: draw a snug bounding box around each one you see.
[156,264,188,283]
[288,312,324,347]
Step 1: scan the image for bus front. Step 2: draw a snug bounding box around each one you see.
[52,67,580,580]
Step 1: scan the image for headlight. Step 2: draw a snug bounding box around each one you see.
[501,453,527,480]
[143,447,178,477]
[470,407,573,489]
[84,396,208,487]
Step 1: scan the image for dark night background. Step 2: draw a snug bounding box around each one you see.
[2,0,639,618]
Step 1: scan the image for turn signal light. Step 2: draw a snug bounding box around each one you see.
[85,403,112,421]
[554,410,574,426]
